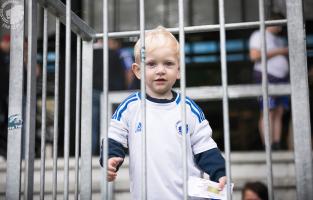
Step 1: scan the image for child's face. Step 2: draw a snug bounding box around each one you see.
[132,43,180,99]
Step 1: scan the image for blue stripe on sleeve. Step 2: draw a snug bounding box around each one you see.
[175,93,181,104]
[186,101,202,123]
[112,93,138,120]
[186,97,205,121]
[186,99,205,122]
[116,97,138,121]
[175,94,205,122]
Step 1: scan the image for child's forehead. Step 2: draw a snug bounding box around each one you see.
[146,42,177,52]
[146,33,176,44]
[145,34,178,51]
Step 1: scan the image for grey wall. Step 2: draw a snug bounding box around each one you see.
[81,0,255,33]
[1,0,312,39]
[78,0,277,34]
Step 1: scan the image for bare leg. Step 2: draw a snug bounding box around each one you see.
[258,111,274,145]
[272,105,284,143]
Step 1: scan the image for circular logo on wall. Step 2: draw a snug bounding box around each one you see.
[0,0,23,29]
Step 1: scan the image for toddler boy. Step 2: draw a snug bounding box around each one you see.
[100,26,226,199]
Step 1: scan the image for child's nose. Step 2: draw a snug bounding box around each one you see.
[155,64,166,73]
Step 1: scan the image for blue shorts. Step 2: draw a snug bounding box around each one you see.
[258,96,289,110]
[253,71,290,110]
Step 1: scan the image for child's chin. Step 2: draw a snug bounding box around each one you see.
[155,88,169,94]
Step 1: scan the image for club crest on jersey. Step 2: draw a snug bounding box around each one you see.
[176,121,189,135]
[135,122,142,133]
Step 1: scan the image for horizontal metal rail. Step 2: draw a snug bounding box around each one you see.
[94,19,287,38]
[107,84,291,103]
[37,0,96,41]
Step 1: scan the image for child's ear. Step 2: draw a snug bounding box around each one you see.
[132,63,141,79]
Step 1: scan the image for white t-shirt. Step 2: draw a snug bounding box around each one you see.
[108,92,218,200]
[249,30,289,78]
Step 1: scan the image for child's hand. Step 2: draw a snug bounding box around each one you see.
[107,157,123,182]
[218,176,227,190]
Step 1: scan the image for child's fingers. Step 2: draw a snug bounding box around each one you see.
[116,157,124,162]
[107,171,117,182]
[111,157,124,167]
[108,165,116,172]
[108,157,124,168]
[218,176,227,190]
[107,157,123,182]
[107,171,116,177]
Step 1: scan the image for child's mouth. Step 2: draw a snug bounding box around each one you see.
[155,78,166,84]
[155,78,166,82]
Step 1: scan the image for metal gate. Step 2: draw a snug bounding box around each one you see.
[5,0,312,199]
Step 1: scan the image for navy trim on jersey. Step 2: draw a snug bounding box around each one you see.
[194,148,226,182]
[146,91,177,103]
[112,93,139,121]
[99,138,126,171]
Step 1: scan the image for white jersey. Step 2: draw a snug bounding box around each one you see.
[108,92,218,200]
[249,30,289,78]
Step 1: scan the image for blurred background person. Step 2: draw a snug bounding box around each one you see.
[108,38,139,89]
[92,39,126,155]
[249,13,289,150]
[242,181,268,200]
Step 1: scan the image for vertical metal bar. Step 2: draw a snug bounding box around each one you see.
[64,0,71,199]
[101,100,115,200]
[108,183,114,200]
[40,8,48,200]
[101,0,109,199]
[24,0,38,199]
[5,0,24,199]
[108,97,114,199]
[286,0,313,199]
[80,40,93,200]
[109,101,115,199]
[139,0,147,199]
[178,0,188,199]
[218,0,232,199]
[258,1,274,200]
[74,35,82,200]
[52,18,60,200]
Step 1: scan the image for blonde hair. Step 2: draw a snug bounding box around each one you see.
[134,26,180,63]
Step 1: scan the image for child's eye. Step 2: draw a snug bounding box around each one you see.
[146,62,156,68]
[164,61,175,68]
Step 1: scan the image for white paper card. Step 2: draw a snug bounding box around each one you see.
[188,176,234,199]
